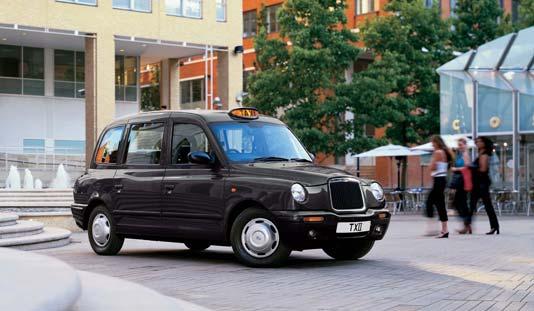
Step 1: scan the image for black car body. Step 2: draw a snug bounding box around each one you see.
[72,108,390,267]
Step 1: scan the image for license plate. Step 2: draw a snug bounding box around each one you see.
[336,221,371,233]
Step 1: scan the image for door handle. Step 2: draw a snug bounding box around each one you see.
[114,184,123,193]
[165,184,175,194]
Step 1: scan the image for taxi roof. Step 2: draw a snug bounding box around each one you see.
[107,109,284,128]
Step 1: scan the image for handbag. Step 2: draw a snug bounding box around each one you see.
[461,167,473,192]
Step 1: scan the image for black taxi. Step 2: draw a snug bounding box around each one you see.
[71,108,390,267]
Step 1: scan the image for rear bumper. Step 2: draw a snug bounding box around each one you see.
[272,209,391,250]
[71,203,87,229]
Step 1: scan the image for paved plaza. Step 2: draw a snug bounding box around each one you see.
[39,216,534,311]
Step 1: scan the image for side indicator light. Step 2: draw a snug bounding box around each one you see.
[303,216,324,223]
[378,213,388,220]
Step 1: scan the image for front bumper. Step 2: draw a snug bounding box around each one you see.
[71,203,87,229]
[272,209,391,250]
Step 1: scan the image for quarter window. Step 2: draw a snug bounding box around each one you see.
[112,0,151,12]
[243,10,257,38]
[171,124,210,164]
[125,123,164,165]
[95,126,124,164]
[166,0,202,18]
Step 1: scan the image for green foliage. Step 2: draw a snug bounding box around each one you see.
[245,0,360,155]
[140,66,161,112]
[518,0,534,28]
[349,0,451,146]
[451,0,503,51]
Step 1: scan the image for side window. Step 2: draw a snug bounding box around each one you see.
[95,126,124,164]
[172,123,210,164]
[125,123,164,165]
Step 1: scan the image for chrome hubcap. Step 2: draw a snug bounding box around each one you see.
[92,213,110,247]
[241,218,279,258]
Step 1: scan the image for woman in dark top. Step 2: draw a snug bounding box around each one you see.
[451,138,471,234]
[470,136,500,234]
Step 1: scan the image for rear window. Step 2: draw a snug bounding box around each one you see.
[124,123,164,165]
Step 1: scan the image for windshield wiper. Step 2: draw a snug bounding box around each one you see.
[253,156,290,162]
[290,158,313,163]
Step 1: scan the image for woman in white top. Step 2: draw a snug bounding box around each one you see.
[425,135,453,238]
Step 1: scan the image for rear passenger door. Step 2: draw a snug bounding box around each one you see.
[112,119,167,235]
[160,121,226,240]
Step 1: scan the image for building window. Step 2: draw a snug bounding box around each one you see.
[54,50,85,98]
[180,78,204,106]
[55,140,85,155]
[512,0,519,23]
[264,4,281,33]
[243,10,257,38]
[216,0,226,22]
[57,0,97,5]
[450,0,457,17]
[166,0,202,18]
[112,0,151,12]
[0,44,44,96]
[23,139,45,154]
[115,55,138,102]
[355,0,375,15]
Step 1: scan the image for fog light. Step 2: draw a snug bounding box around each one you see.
[374,226,382,233]
[308,230,317,238]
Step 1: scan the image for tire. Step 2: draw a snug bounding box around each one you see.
[322,240,375,260]
[88,205,124,255]
[230,207,291,267]
[184,242,210,252]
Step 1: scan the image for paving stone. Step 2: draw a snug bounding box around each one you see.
[37,216,534,311]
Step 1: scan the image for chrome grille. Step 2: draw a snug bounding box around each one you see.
[328,178,365,211]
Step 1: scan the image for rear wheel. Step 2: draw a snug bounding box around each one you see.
[88,205,124,255]
[230,207,291,267]
[322,240,375,260]
[184,242,210,252]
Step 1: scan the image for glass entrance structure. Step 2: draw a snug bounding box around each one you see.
[438,26,534,202]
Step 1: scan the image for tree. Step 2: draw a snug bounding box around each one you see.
[452,0,503,51]
[354,0,451,146]
[244,0,360,156]
[518,0,534,28]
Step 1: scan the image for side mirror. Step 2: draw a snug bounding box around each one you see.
[309,152,316,161]
[188,151,213,165]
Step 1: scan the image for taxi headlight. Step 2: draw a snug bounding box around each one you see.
[370,183,384,201]
[291,183,307,203]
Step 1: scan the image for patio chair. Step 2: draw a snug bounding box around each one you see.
[385,191,403,215]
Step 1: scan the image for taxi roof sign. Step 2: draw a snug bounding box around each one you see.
[228,108,259,120]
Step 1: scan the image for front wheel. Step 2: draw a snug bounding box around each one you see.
[88,205,124,255]
[230,208,291,267]
[323,240,375,260]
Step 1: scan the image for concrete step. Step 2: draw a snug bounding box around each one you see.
[0,220,44,239]
[0,189,72,194]
[0,213,18,227]
[0,197,73,202]
[0,248,81,311]
[0,201,73,207]
[0,227,71,250]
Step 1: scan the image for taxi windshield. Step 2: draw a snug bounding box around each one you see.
[210,122,312,163]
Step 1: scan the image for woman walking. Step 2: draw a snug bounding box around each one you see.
[451,138,472,234]
[426,135,453,238]
[471,136,500,235]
